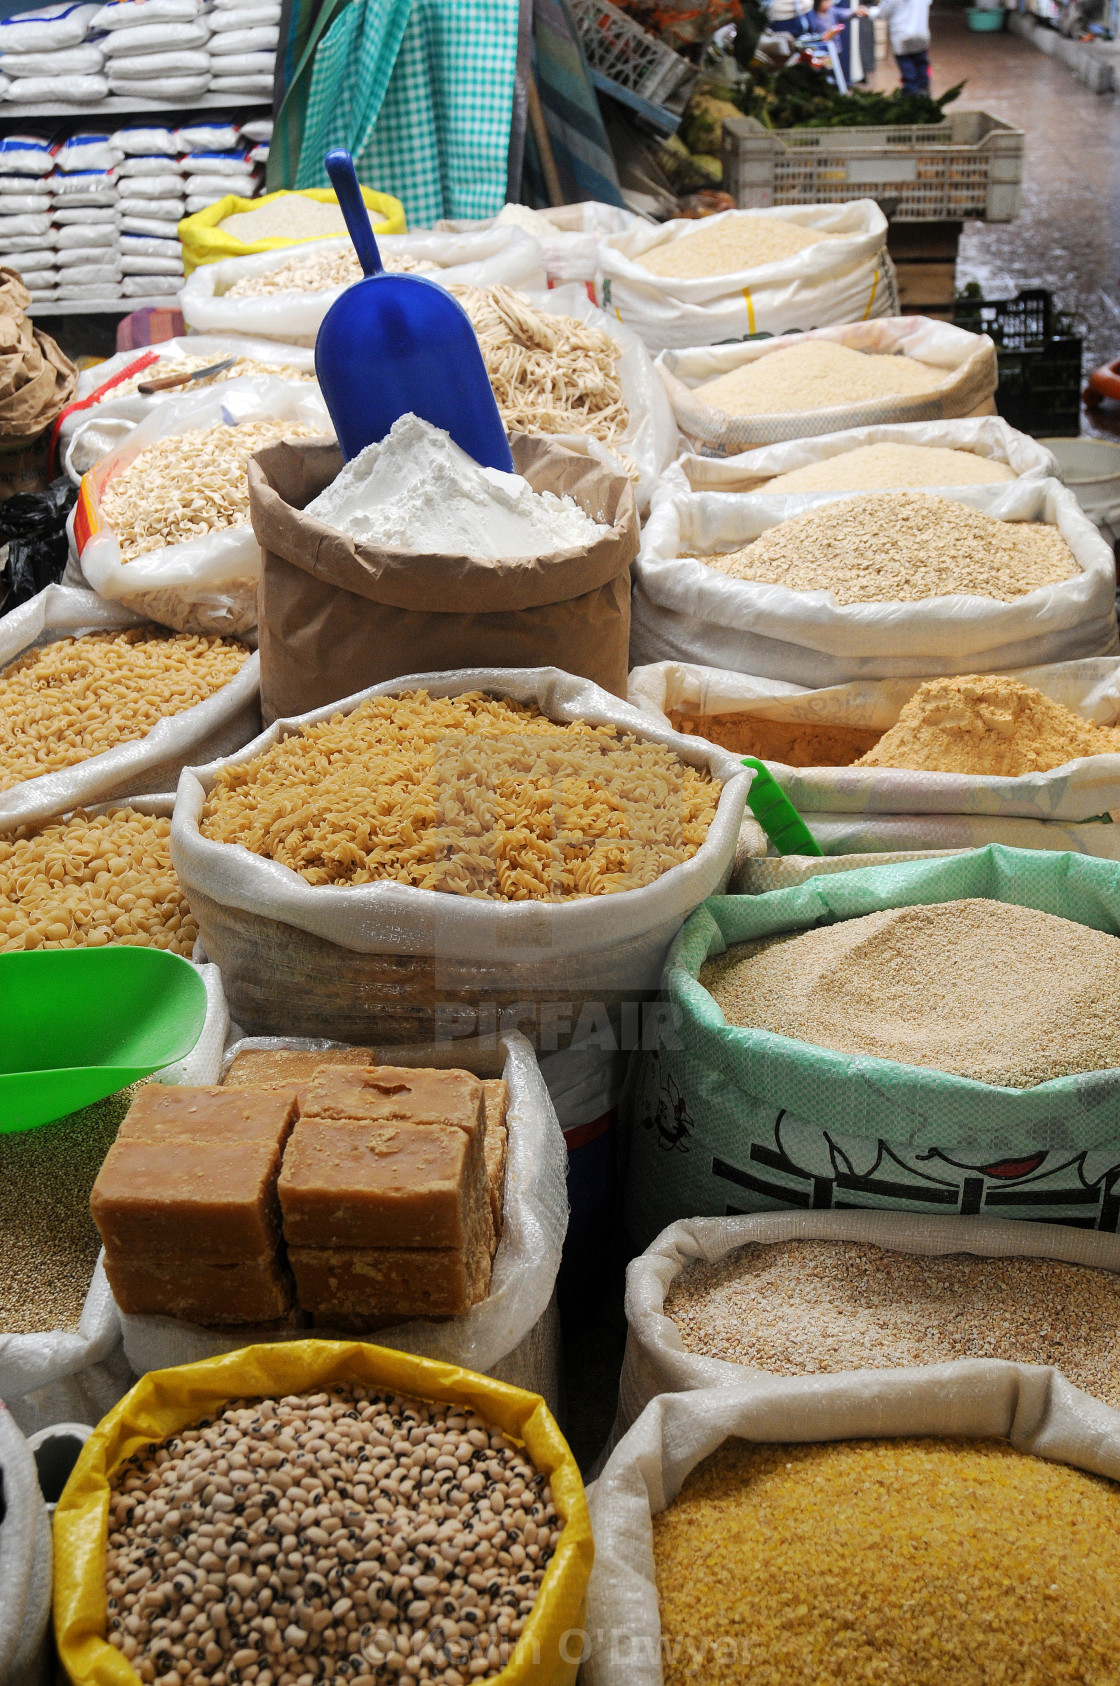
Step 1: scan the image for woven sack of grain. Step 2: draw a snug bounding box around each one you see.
[436,200,643,286]
[76,377,334,639]
[0,585,260,830]
[57,334,318,475]
[179,227,547,346]
[582,1370,1120,1686]
[628,657,1120,860]
[170,667,750,1044]
[614,1212,1120,1446]
[670,415,1056,494]
[633,477,1119,687]
[595,202,896,353]
[657,316,998,455]
[118,1029,567,1410]
[625,845,1120,1248]
[249,435,638,721]
[0,1408,52,1686]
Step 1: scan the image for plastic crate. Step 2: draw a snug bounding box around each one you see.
[569,0,696,108]
[722,110,1024,222]
[953,288,1083,438]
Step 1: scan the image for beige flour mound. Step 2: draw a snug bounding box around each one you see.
[219,198,348,242]
[702,491,1079,603]
[636,216,837,279]
[858,673,1120,776]
[665,1241,1120,1403]
[693,340,946,417]
[764,441,1017,493]
[700,898,1120,1087]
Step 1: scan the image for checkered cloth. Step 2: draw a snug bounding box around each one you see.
[292,0,519,227]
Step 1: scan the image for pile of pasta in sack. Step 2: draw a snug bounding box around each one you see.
[8,186,1120,1686]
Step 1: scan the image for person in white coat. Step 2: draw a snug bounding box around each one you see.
[875,0,932,93]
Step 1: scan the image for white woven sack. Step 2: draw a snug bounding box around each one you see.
[520,282,677,517]
[658,316,999,454]
[436,200,643,286]
[671,415,1056,492]
[0,1405,52,1686]
[78,376,333,638]
[595,202,896,353]
[170,666,751,1041]
[632,476,1120,686]
[0,584,261,828]
[731,845,968,894]
[583,1366,1120,1686]
[801,811,1120,857]
[118,1028,567,1413]
[180,228,547,346]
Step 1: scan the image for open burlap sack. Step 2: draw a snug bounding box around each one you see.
[248,433,639,722]
[0,267,76,443]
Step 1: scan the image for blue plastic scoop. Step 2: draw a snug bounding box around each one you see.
[314,150,514,471]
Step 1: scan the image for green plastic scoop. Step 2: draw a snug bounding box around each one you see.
[0,947,207,1133]
[741,756,823,857]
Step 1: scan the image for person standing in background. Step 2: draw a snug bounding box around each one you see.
[765,0,814,36]
[874,0,932,92]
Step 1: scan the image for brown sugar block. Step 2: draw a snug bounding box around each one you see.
[482,1079,508,1240]
[117,1084,298,1146]
[104,1252,294,1323]
[278,1119,488,1250]
[222,1048,375,1089]
[91,1138,285,1263]
[299,1065,484,1141]
[289,1238,492,1322]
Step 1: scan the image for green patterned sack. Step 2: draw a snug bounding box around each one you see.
[625,845,1120,1246]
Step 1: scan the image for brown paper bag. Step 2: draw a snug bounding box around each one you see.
[248,432,639,723]
[0,269,76,443]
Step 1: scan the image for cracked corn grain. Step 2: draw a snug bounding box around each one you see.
[666,1241,1120,1404]
[100,419,329,562]
[0,628,248,793]
[0,807,197,954]
[763,441,1016,493]
[636,216,838,279]
[702,491,1078,603]
[700,899,1120,1087]
[106,1385,563,1686]
[652,1437,1120,1686]
[692,340,946,417]
[223,246,436,297]
[111,354,316,396]
[201,690,719,900]
[0,1087,132,1333]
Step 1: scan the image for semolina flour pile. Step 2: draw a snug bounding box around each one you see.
[692,340,945,416]
[636,216,837,279]
[763,441,1016,492]
[858,673,1120,776]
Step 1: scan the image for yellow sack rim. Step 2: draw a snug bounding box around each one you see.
[179,187,406,275]
[54,1339,593,1686]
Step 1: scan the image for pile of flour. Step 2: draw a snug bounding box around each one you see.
[307,413,608,558]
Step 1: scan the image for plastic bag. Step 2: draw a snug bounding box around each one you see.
[0,1405,52,1686]
[595,201,896,353]
[439,200,644,286]
[614,1210,1120,1444]
[6,70,107,98]
[119,1027,568,1408]
[109,123,177,154]
[1,41,104,72]
[178,185,405,276]
[54,131,121,171]
[101,17,209,50]
[180,228,546,344]
[169,666,752,1042]
[0,134,55,175]
[626,845,1120,1248]
[658,317,999,454]
[633,476,1120,686]
[105,47,211,75]
[76,377,333,636]
[54,1340,593,1686]
[0,1,98,52]
[583,1366,1120,1686]
[0,474,76,616]
[671,415,1057,491]
[0,583,260,828]
[91,0,198,25]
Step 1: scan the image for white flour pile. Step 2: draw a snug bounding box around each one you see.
[307,413,607,557]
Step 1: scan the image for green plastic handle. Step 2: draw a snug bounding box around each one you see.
[741,757,823,857]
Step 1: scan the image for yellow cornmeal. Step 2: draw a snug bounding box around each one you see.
[653,1437,1120,1686]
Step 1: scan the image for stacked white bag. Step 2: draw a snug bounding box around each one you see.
[0,132,57,299]
[0,1,105,103]
[92,0,210,98]
[50,127,121,301]
[178,116,260,211]
[207,0,277,94]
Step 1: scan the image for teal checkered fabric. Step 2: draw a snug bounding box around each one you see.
[294,0,520,226]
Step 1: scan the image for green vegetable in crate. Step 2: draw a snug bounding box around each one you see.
[741,61,965,129]
[682,92,745,156]
[655,133,717,194]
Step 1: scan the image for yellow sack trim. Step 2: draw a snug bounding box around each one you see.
[178,186,406,275]
[54,1339,593,1686]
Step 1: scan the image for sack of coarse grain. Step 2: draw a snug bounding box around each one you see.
[632,477,1119,687]
[179,227,547,345]
[0,1404,52,1686]
[657,317,998,455]
[75,376,334,638]
[169,667,751,1046]
[436,199,644,286]
[624,845,1120,1249]
[583,1373,1120,1686]
[627,656,1120,862]
[613,1211,1120,1444]
[669,415,1056,494]
[116,1029,567,1412]
[595,202,896,353]
[0,585,259,830]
